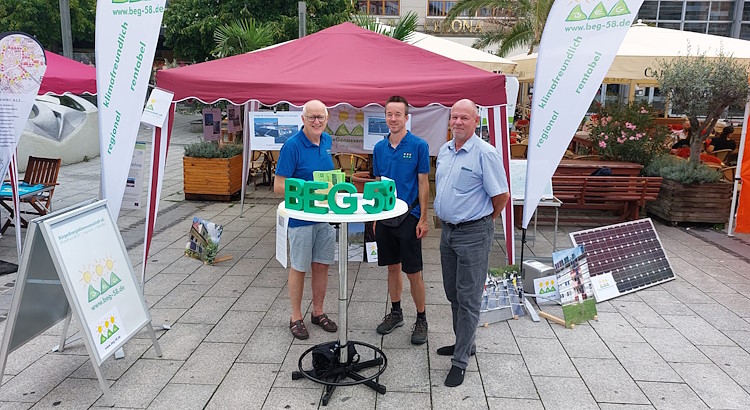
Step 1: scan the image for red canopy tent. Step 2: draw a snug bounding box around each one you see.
[156,23,506,108]
[39,50,96,95]
[155,22,516,262]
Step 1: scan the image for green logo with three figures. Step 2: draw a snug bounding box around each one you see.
[566,0,631,21]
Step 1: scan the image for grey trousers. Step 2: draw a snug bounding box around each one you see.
[440,215,494,369]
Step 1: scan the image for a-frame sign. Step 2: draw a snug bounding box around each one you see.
[0,200,162,405]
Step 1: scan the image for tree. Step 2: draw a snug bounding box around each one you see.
[444,0,553,57]
[163,0,352,62]
[211,19,278,58]
[0,0,95,51]
[657,51,749,163]
[351,11,419,41]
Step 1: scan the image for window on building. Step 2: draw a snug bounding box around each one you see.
[427,1,501,17]
[638,1,738,36]
[741,24,750,40]
[356,1,399,16]
[683,22,708,32]
[709,1,733,20]
[658,1,685,20]
[640,1,659,19]
[685,2,709,20]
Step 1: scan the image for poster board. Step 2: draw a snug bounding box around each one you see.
[510,159,553,200]
[202,107,222,141]
[42,200,152,364]
[121,141,147,210]
[249,111,303,151]
[0,200,156,377]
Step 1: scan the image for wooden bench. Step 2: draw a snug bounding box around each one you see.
[551,175,663,223]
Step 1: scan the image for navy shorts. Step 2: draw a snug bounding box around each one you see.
[375,214,423,273]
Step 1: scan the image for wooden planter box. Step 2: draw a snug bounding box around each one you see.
[183,154,243,201]
[646,179,732,224]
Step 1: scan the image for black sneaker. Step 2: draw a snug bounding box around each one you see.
[376,310,404,335]
[444,365,465,387]
[411,317,428,345]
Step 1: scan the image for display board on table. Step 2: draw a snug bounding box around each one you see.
[510,159,553,200]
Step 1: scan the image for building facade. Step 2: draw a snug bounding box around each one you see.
[356,0,750,50]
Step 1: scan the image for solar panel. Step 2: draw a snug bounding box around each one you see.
[569,218,675,302]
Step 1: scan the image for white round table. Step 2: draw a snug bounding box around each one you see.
[279,199,407,403]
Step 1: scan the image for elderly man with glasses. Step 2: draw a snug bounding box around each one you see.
[274,100,338,340]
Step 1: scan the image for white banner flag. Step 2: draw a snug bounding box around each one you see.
[0,33,46,182]
[96,0,167,220]
[523,0,643,228]
[0,33,46,258]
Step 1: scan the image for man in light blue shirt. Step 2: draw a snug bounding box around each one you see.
[434,99,510,387]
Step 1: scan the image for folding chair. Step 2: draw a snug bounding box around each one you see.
[20,156,61,216]
[247,150,267,190]
[1,156,61,232]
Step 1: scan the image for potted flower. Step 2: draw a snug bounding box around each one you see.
[183,141,243,200]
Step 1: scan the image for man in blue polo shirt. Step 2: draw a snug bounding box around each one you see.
[372,96,431,345]
[274,100,338,340]
[434,99,509,387]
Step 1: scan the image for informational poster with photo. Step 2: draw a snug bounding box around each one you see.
[334,222,365,262]
[553,245,597,328]
[185,217,224,264]
[121,141,147,210]
[202,107,222,141]
[227,104,242,134]
[249,111,303,151]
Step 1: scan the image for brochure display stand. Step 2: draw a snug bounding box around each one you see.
[0,200,162,406]
[280,199,408,406]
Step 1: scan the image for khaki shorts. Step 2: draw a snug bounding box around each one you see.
[288,223,335,272]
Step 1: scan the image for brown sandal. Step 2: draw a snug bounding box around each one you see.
[289,319,309,340]
[311,314,338,333]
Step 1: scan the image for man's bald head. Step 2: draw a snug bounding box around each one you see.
[302,100,328,116]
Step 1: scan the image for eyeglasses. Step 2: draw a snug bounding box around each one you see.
[305,115,327,122]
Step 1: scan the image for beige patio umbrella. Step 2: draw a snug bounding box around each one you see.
[512,21,750,88]
[405,31,517,73]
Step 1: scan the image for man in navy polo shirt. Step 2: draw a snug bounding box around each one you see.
[274,100,338,340]
[372,96,431,345]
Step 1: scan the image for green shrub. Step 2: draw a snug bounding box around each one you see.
[586,102,671,167]
[184,141,243,158]
[643,154,721,184]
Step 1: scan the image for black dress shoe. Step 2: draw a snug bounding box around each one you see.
[436,345,476,356]
[444,365,465,387]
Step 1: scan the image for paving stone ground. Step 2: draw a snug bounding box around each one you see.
[1,113,749,409]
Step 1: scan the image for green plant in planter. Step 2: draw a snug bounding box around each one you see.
[657,49,749,163]
[184,141,243,158]
[644,154,721,184]
[586,102,671,167]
